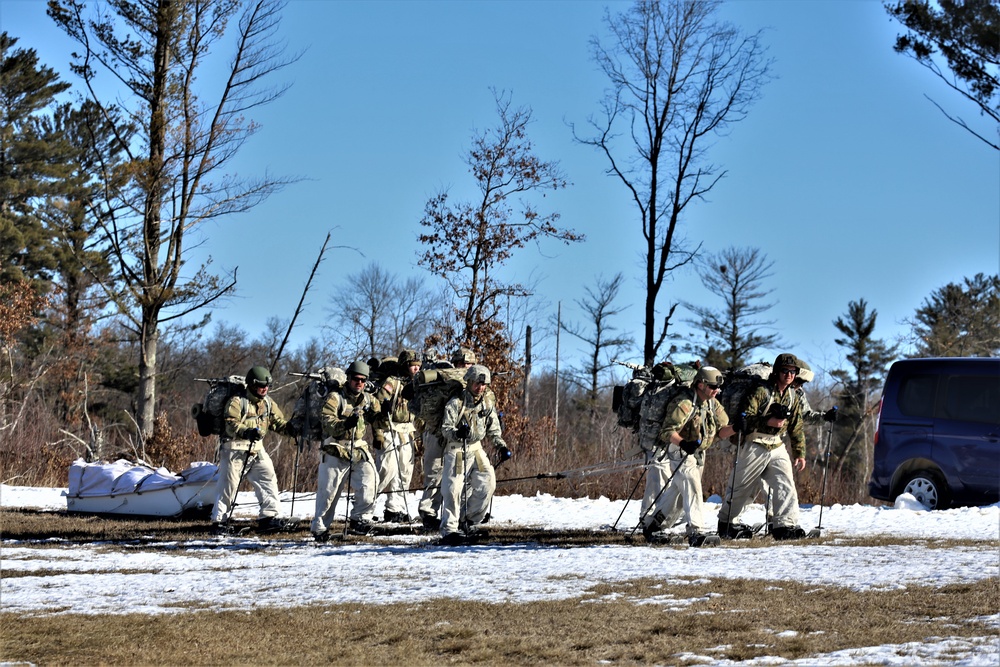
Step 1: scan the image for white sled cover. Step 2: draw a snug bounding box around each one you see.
[66,459,219,517]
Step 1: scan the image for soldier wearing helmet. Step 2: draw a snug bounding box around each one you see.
[416,346,480,530]
[791,357,838,425]
[311,360,382,540]
[718,353,810,541]
[211,365,297,534]
[437,364,510,545]
[372,349,422,523]
[640,366,734,547]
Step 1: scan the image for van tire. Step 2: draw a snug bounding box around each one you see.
[901,471,950,510]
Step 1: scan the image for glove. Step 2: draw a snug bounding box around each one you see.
[678,439,700,455]
[364,405,379,421]
[732,413,747,434]
[823,407,839,423]
[400,383,415,401]
[454,423,471,440]
[496,445,512,462]
[343,413,360,430]
[244,427,263,442]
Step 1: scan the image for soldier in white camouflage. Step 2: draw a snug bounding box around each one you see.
[211,366,297,534]
[311,360,382,540]
[438,364,511,545]
[373,349,421,523]
[641,366,734,547]
[416,346,477,530]
[718,353,810,540]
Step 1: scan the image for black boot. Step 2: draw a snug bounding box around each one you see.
[718,521,754,540]
[771,525,807,541]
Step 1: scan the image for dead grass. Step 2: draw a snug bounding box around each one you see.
[1,578,996,665]
[2,509,998,665]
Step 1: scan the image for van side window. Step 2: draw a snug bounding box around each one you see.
[943,374,1000,425]
[898,375,936,418]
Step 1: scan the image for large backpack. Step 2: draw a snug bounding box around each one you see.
[289,367,346,441]
[717,361,773,424]
[612,360,700,433]
[191,376,247,437]
[412,366,469,436]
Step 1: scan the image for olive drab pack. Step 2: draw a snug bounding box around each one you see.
[717,361,773,430]
[411,366,498,437]
[191,376,247,437]
[612,360,701,434]
[290,367,346,441]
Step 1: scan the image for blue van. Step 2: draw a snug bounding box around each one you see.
[868,357,1000,509]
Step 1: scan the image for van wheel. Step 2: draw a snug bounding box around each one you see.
[901,471,949,510]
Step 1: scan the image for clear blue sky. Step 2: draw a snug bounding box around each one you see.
[2,0,997,383]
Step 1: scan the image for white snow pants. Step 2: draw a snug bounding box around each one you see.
[643,444,707,535]
[310,445,378,534]
[418,431,445,517]
[376,429,416,515]
[211,445,280,523]
[719,441,800,529]
[439,440,496,536]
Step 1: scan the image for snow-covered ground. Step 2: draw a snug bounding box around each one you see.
[2,484,998,666]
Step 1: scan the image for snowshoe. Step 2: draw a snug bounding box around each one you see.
[382,510,413,524]
[347,518,377,536]
[717,521,755,540]
[439,531,468,546]
[771,525,807,541]
[806,527,822,539]
[256,516,300,535]
[688,532,721,548]
[419,511,441,532]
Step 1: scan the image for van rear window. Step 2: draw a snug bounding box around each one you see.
[898,375,937,418]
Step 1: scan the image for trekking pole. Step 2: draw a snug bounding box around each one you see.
[814,414,836,536]
[224,447,256,532]
[460,427,470,534]
[722,415,746,526]
[289,437,304,519]
[611,467,647,530]
[342,427,357,538]
[627,447,692,539]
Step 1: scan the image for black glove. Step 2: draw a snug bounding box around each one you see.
[823,407,839,423]
[400,383,415,401]
[496,445,512,462]
[343,413,360,430]
[364,405,379,421]
[455,423,471,440]
[678,439,700,455]
[732,413,748,434]
[244,427,263,442]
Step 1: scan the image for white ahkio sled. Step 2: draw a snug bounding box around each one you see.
[65,459,219,518]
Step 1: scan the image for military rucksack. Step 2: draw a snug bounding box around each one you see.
[191,376,247,437]
[411,366,497,437]
[613,360,700,433]
[717,361,773,431]
[289,367,346,441]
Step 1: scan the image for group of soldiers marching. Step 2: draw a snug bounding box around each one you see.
[208,349,834,547]
[210,347,508,546]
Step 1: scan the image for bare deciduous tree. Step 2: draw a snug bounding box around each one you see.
[326,262,442,361]
[682,246,780,369]
[576,0,772,365]
[49,0,299,438]
[559,273,634,417]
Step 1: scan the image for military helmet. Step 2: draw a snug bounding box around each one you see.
[794,357,815,384]
[319,366,347,388]
[694,366,724,388]
[464,364,491,385]
[451,347,477,365]
[346,360,370,378]
[246,365,272,389]
[773,353,799,371]
[397,349,419,366]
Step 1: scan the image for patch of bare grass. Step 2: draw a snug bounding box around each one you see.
[1,579,996,665]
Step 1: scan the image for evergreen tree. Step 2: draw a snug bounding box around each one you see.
[910,273,1000,357]
[830,299,899,480]
[0,33,72,287]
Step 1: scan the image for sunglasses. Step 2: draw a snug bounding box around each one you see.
[779,368,798,376]
[349,376,367,383]
[705,383,722,390]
